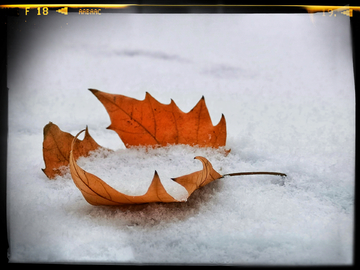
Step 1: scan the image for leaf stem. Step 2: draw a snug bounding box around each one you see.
[222,171,287,178]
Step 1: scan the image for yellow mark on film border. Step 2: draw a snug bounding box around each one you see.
[1,4,359,14]
[300,5,358,13]
[0,4,130,9]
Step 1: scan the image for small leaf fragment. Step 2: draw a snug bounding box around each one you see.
[42,122,106,179]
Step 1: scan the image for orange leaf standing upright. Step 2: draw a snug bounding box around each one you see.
[89,89,227,148]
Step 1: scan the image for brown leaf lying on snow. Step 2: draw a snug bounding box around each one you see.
[42,122,106,179]
[89,89,227,148]
[70,129,223,205]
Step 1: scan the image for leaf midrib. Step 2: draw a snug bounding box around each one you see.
[104,94,160,144]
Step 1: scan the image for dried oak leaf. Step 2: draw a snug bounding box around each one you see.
[42,122,106,179]
[89,89,227,148]
[70,130,222,205]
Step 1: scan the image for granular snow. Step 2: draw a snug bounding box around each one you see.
[75,145,229,200]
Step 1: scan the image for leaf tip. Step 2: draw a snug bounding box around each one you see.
[42,168,54,179]
[84,125,91,137]
[145,91,154,100]
[224,148,231,156]
[43,121,57,137]
[216,113,226,126]
[89,88,99,95]
[72,129,87,150]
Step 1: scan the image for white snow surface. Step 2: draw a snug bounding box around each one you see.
[7,13,354,264]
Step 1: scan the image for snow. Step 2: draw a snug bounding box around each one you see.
[75,145,229,200]
[7,12,354,264]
